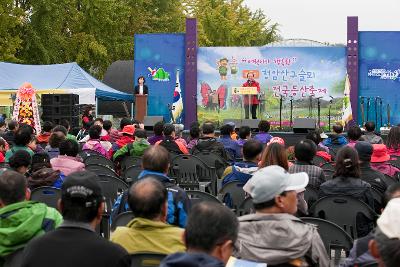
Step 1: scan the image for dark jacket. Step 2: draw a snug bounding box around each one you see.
[1,131,15,146]
[160,252,224,267]
[134,85,148,95]
[158,136,188,155]
[27,168,64,190]
[319,176,374,209]
[191,137,227,160]
[359,162,387,194]
[20,222,128,267]
[111,171,190,228]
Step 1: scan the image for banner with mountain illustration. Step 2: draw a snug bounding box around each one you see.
[197,47,347,130]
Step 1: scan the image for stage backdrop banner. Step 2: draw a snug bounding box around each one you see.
[134,34,185,123]
[359,31,400,126]
[197,47,347,130]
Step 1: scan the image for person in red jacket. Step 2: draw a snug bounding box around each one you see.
[242,72,260,119]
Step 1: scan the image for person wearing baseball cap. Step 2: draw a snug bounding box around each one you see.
[21,171,128,267]
[234,165,329,266]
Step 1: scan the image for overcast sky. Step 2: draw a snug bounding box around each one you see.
[244,0,400,44]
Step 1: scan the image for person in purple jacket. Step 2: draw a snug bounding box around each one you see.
[254,120,273,144]
[148,121,164,145]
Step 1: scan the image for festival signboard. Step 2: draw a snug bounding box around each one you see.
[197,47,347,129]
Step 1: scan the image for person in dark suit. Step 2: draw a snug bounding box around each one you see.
[134,76,148,95]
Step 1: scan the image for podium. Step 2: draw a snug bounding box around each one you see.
[135,94,147,122]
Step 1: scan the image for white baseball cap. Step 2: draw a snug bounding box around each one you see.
[377,198,400,239]
[243,165,309,204]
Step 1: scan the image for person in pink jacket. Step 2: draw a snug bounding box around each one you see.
[51,139,85,176]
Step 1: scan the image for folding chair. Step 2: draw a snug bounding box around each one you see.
[218,181,246,212]
[170,155,218,195]
[85,164,120,179]
[129,253,167,267]
[301,217,353,265]
[193,151,229,178]
[111,211,134,231]
[30,186,61,210]
[84,155,114,169]
[309,195,378,239]
[185,190,222,207]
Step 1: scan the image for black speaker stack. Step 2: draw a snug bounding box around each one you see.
[41,94,80,128]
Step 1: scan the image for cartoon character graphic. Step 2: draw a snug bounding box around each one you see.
[216,58,229,80]
[171,69,183,123]
[229,57,238,79]
[147,67,170,81]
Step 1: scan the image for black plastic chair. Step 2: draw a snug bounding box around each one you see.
[111,211,134,231]
[193,151,229,178]
[123,165,143,184]
[78,149,104,160]
[84,155,114,169]
[218,181,246,212]
[237,197,254,216]
[30,186,61,209]
[170,155,218,195]
[309,195,378,239]
[301,217,353,263]
[86,164,120,179]
[128,253,167,267]
[313,155,328,167]
[120,156,142,173]
[95,174,129,204]
[304,186,319,207]
[185,190,222,207]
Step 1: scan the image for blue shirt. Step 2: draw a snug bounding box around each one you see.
[217,135,241,159]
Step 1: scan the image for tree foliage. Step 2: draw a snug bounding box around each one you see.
[1,0,279,78]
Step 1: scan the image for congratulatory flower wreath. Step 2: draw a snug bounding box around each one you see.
[12,83,41,133]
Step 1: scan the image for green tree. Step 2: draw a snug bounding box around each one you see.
[184,0,279,46]
[0,0,23,61]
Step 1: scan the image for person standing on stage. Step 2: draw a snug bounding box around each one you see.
[134,76,148,95]
[242,72,260,119]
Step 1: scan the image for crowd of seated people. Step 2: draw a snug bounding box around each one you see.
[1,117,400,266]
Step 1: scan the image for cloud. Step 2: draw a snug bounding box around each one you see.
[198,57,217,74]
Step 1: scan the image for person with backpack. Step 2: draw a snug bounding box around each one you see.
[82,125,109,158]
[113,129,150,161]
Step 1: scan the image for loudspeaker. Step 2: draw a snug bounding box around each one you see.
[41,94,79,106]
[42,116,79,128]
[222,119,260,129]
[293,118,316,133]
[143,116,164,129]
[41,94,80,128]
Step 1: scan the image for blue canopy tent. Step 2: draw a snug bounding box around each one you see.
[0,62,134,116]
